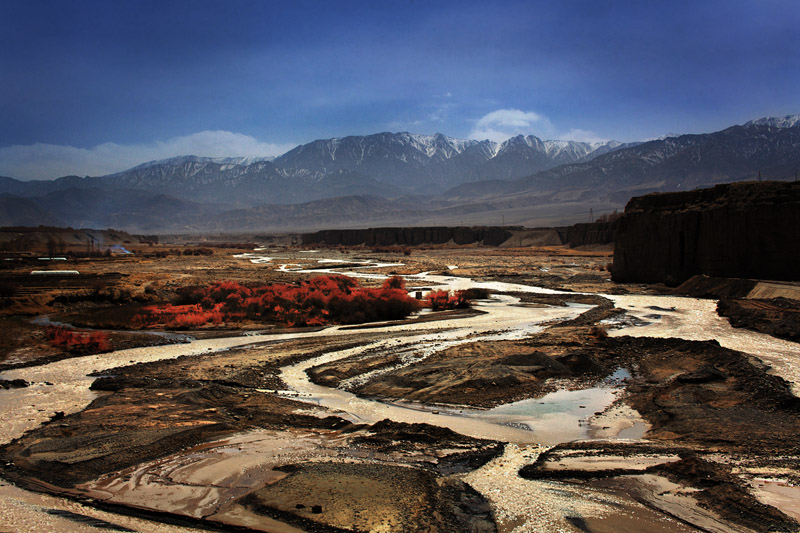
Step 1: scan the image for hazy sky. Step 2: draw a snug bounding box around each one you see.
[2,0,799,179]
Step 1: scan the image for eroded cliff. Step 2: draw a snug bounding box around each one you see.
[302,226,517,247]
[612,181,800,284]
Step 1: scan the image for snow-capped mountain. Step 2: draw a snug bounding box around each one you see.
[0,131,630,205]
[273,132,494,189]
[744,114,800,129]
[129,155,275,171]
[450,114,800,200]
[1,114,797,230]
[275,132,483,170]
[274,131,626,189]
[464,135,634,182]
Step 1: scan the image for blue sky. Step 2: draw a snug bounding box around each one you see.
[1,0,799,179]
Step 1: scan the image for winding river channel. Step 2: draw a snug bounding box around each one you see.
[2,254,800,532]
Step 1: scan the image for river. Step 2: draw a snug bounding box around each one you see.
[1,255,799,531]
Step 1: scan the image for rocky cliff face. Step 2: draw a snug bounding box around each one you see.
[564,221,617,248]
[612,181,800,284]
[302,226,516,247]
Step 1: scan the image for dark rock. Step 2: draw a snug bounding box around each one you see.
[676,365,728,384]
[497,351,570,375]
[559,351,607,375]
[89,376,203,391]
[565,220,617,247]
[0,379,29,389]
[612,181,800,285]
[311,505,322,514]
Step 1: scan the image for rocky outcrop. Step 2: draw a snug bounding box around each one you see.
[612,181,800,284]
[302,226,517,247]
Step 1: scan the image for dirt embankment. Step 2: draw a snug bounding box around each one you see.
[564,220,617,247]
[672,274,800,341]
[520,443,797,533]
[671,274,758,299]
[717,297,800,342]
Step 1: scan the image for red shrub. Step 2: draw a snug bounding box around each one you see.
[426,289,471,311]
[383,275,405,290]
[131,275,420,329]
[47,326,109,354]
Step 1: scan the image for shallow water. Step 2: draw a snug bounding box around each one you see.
[608,294,800,394]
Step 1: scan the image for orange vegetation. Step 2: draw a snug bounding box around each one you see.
[132,275,422,328]
[47,326,110,354]
[426,289,470,311]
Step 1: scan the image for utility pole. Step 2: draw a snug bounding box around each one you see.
[758,170,762,182]
[590,208,593,223]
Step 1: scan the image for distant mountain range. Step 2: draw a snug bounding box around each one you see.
[1,115,798,232]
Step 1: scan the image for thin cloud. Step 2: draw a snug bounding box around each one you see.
[0,131,295,181]
[469,108,555,142]
[428,102,452,122]
[469,108,607,144]
[560,128,609,144]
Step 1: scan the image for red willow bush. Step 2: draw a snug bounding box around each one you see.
[132,275,421,329]
[426,289,471,311]
[47,326,110,354]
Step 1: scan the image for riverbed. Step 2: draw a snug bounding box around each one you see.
[2,254,799,532]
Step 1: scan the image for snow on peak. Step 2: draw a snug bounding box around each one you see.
[542,139,587,158]
[744,115,800,129]
[500,134,544,150]
[395,132,481,159]
[647,133,682,141]
[129,155,272,171]
[591,139,622,150]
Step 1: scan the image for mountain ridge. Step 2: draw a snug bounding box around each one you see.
[1,114,798,231]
